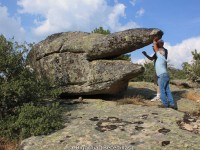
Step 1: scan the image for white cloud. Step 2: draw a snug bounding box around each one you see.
[108,3,140,31]
[132,58,146,65]
[135,8,145,17]
[130,0,137,6]
[0,4,25,41]
[165,37,200,69]
[17,0,139,38]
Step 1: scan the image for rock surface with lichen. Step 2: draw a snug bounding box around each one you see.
[20,82,200,150]
[28,28,163,95]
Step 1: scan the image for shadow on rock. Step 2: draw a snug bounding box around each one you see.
[172,90,187,101]
[123,87,156,100]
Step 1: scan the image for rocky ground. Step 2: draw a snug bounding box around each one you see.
[20,82,200,150]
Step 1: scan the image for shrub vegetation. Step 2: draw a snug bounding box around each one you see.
[0,35,64,141]
[182,49,200,82]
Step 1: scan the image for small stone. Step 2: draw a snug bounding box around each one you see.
[161,141,170,146]
[188,118,196,122]
[183,124,193,131]
[193,125,198,129]
[78,97,83,101]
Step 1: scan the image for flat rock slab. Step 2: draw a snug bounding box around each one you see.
[20,99,200,150]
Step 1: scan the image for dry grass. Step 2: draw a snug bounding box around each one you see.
[0,138,19,150]
[181,91,200,103]
[192,109,200,117]
[116,95,157,106]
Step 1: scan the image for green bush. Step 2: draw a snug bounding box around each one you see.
[0,103,63,140]
[132,61,155,82]
[132,61,187,82]
[0,35,49,118]
[182,50,200,82]
[91,26,111,35]
[0,35,62,118]
[0,115,17,139]
[0,69,50,117]
[0,35,64,141]
[168,66,187,80]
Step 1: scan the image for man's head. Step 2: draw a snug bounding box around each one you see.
[157,39,164,48]
[153,30,163,41]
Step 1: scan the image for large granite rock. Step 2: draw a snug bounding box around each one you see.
[28,28,163,95]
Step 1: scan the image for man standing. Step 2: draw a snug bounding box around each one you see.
[153,38,177,109]
[142,44,168,102]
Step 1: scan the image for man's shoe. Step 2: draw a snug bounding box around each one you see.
[151,96,161,102]
[169,106,178,110]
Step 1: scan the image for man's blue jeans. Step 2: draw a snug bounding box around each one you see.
[158,73,175,107]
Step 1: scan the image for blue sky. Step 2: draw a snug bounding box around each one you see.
[0,0,200,68]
